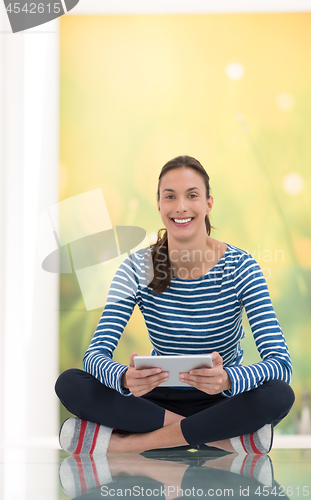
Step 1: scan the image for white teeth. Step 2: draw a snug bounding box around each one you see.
[172,218,192,224]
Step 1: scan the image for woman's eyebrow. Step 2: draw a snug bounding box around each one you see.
[163,187,200,193]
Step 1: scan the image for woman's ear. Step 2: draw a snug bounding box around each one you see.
[206,196,214,214]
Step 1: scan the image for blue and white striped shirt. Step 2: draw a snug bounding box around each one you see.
[83,243,292,397]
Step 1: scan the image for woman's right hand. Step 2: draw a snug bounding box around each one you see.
[121,352,169,397]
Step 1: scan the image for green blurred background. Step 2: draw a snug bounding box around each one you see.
[59,13,311,434]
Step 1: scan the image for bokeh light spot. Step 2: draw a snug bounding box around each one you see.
[282,172,304,196]
[276,92,294,112]
[129,199,139,211]
[225,63,245,80]
[148,232,158,244]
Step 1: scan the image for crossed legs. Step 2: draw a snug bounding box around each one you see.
[55,369,295,453]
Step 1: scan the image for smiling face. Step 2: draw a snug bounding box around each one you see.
[157,167,213,242]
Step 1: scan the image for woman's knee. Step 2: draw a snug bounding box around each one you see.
[259,379,295,423]
[265,379,295,407]
[54,368,84,402]
[238,379,295,425]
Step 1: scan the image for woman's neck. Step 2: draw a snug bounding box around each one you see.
[167,235,228,280]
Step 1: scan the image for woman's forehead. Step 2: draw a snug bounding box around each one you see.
[160,167,204,189]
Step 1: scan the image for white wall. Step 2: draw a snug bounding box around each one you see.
[0,0,5,451]
[70,0,311,14]
[0,10,59,448]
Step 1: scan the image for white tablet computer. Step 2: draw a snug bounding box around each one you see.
[134,355,213,387]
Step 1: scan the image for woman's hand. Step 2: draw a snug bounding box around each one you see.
[121,352,169,397]
[179,352,231,395]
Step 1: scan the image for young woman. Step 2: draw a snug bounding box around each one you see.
[55,155,295,455]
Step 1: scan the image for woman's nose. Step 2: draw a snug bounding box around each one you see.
[175,197,188,212]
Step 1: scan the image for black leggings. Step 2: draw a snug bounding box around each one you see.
[55,369,295,447]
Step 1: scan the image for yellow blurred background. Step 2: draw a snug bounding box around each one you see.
[59,13,311,434]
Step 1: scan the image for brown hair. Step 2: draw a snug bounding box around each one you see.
[147,155,213,294]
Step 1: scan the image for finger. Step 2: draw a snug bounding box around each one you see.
[188,368,212,377]
[133,368,168,383]
[133,367,167,379]
[182,373,223,391]
[134,371,169,383]
[180,373,217,386]
[180,376,212,390]
[188,366,224,379]
[132,373,169,395]
[135,379,167,393]
[129,352,138,368]
[134,384,162,397]
[210,351,223,366]
[182,372,221,382]
[179,373,197,385]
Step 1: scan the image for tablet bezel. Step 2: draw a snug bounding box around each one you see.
[133,354,213,387]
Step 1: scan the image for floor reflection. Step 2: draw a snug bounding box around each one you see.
[59,446,290,499]
[0,446,310,499]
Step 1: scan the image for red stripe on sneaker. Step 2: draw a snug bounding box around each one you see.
[240,435,248,454]
[250,432,263,454]
[90,455,100,487]
[240,454,248,476]
[89,424,100,455]
[74,455,87,493]
[250,454,261,477]
[74,420,88,454]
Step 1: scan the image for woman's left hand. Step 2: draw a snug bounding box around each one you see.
[180,351,231,395]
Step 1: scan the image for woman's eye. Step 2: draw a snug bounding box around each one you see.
[165,194,197,199]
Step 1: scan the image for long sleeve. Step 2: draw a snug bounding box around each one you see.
[222,253,292,397]
[83,255,140,395]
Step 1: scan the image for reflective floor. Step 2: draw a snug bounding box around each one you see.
[0,444,310,500]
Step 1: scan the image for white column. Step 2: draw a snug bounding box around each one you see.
[0,0,6,453]
[0,7,59,450]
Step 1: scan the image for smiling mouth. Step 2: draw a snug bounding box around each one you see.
[170,217,195,225]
